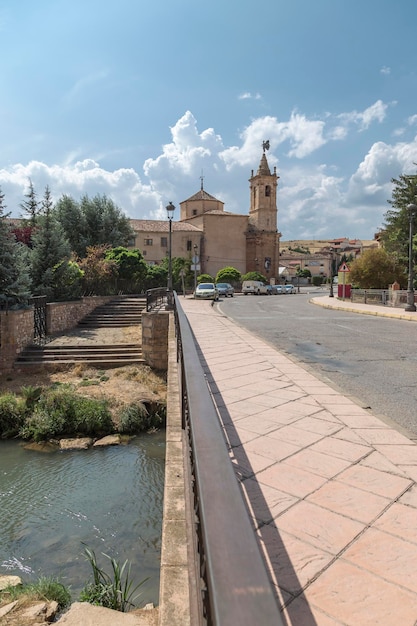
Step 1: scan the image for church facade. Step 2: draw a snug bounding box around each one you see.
[130,146,281,281]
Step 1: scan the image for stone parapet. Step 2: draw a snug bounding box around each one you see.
[0,308,34,372]
[141,311,169,371]
[47,296,113,335]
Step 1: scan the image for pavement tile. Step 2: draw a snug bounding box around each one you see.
[242,477,298,524]
[289,415,343,436]
[275,500,364,554]
[267,424,325,447]
[282,596,346,626]
[243,435,301,462]
[283,448,352,479]
[230,447,276,478]
[355,428,415,445]
[373,502,417,544]
[308,436,370,462]
[335,412,389,428]
[399,465,417,482]
[258,462,328,498]
[343,527,417,594]
[332,427,370,444]
[360,450,409,476]
[305,560,417,626]
[256,525,334,594]
[222,423,259,446]
[306,480,390,523]
[232,414,284,435]
[400,484,417,507]
[374,443,417,465]
[336,463,412,498]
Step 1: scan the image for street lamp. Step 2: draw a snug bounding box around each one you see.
[193,244,198,297]
[405,204,417,312]
[166,201,175,309]
[329,247,334,298]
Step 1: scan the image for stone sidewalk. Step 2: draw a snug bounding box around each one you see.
[181,296,417,626]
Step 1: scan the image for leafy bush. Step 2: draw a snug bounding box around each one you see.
[0,392,27,438]
[241,271,267,283]
[19,387,114,441]
[118,402,166,434]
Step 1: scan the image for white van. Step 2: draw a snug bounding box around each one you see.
[242,280,270,295]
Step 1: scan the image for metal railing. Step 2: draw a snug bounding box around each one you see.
[146,287,169,311]
[173,292,282,626]
[350,288,390,306]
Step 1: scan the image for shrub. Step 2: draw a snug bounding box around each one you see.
[19,387,114,441]
[0,392,27,438]
[118,403,149,434]
[118,402,166,434]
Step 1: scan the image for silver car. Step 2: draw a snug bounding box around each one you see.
[194,283,219,300]
[215,283,234,297]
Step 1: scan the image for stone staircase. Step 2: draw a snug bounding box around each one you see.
[15,296,147,367]
[77,296,146,327]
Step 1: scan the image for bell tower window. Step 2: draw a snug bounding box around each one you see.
[265,185,271,197]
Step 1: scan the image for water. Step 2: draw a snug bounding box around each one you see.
[0,433,165,606]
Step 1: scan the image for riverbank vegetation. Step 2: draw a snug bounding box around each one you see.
[0,365,167,442]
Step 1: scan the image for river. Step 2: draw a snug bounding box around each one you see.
[0,432,165,606]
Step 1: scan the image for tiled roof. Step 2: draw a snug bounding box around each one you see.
[130,219,203,233]
[182,189,222,203]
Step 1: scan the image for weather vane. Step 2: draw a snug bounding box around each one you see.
[262,140,270,153]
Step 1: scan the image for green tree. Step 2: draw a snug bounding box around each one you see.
[79,194,134,256]
[215,267,241,284]
[78,246,118,295]
[105,247,148,293]
[349,248,406,289]
[20,179,40,226]
[53,195,87,257]
[30,203,72,300]
[0,187,31,307]
[380,172,417,269]
[144,264,167,290]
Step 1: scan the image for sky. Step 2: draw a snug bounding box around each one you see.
[2,0,417,241]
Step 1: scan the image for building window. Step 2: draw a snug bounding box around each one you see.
[265,185,271,197]
[192,209,197,216]
[144,238,153,246]
[187,240,192,251]
[161,237,167,248]
[143,250,147,256]
[127,236,136,247]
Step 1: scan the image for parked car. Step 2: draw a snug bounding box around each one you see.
[194,283,219,300]
[284,284,296,294]
[215,282,234,297]
[270,284,283,294]
[242,280,270,295]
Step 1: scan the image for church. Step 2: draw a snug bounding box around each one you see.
[130,143,281,281]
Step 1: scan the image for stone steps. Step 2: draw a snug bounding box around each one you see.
[15,297,147,368]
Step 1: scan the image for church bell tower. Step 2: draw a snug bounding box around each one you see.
[246,141,280,279]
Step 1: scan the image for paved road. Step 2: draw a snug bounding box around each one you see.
[217,291,417,438]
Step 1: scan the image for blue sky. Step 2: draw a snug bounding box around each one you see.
[1,0,417,240]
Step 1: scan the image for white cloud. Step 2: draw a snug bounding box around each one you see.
[2,109,417,241]
[408,115,417,126]
[238,92,262,100]
[338,99,389,131]
[380,66,391,75]
[0,160,161,219]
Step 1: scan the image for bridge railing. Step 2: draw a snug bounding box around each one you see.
[146,287,168,311]
[173,293,283,626]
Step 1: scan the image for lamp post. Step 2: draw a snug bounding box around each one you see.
[193,244,198,297]
[405,203,417,312]
[329,247,334,298]
[166,201,175,309]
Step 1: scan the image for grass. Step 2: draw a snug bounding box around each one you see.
[79,545,149,612]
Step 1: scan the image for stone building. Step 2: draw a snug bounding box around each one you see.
[130,146,281,281]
